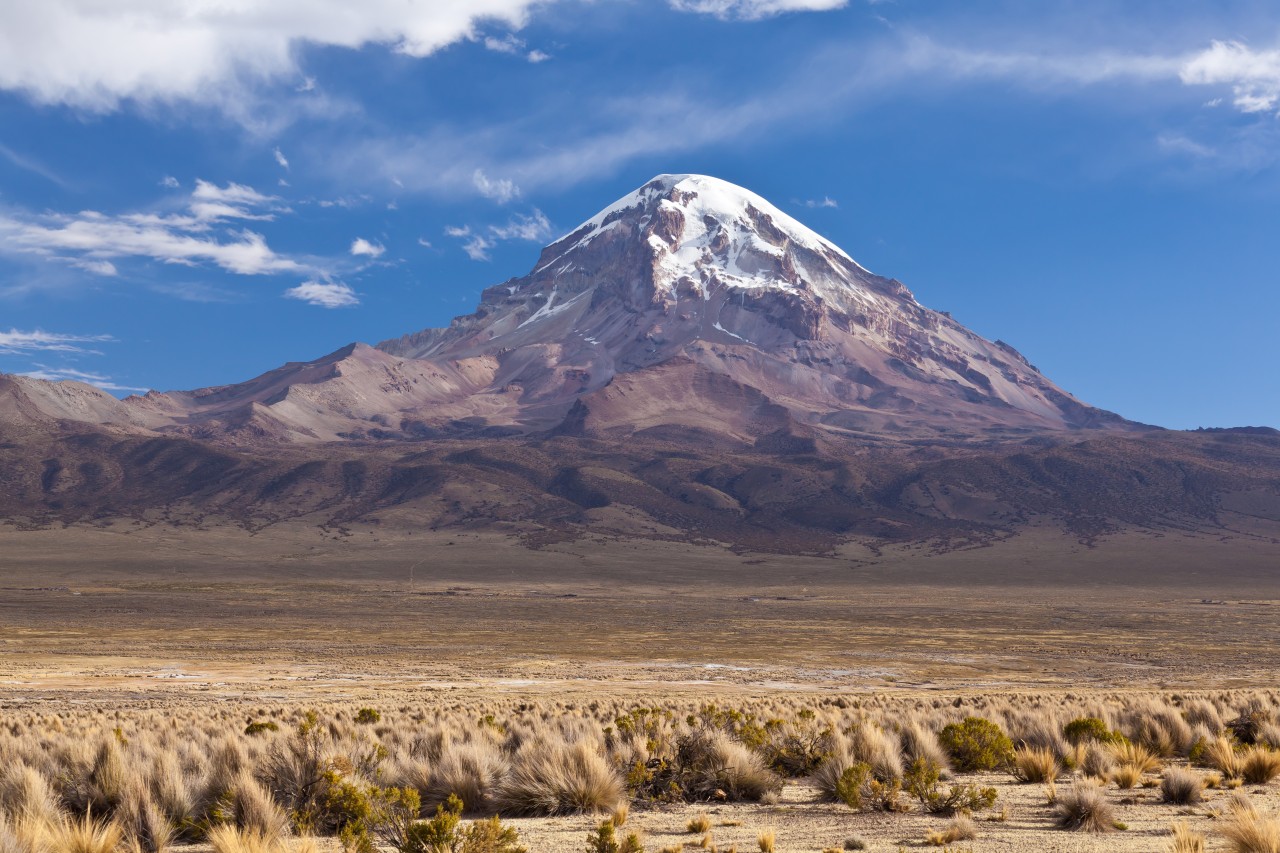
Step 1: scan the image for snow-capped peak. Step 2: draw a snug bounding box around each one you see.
[537,174,882,308]
[566,174,852,260]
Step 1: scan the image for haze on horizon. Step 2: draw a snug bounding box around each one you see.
[0,0,1277,430]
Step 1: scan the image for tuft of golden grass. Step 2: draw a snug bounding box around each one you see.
[1166,820,1205,853]
[756,826,775,853]
[1109,741,1162,774]
[1161,767,1205,805]
[1221,806,1280,853]
[610,804,628,828]
[924,814,977,846]
[1111,764,1143,790]
[1240,746,1280,785]
[687,814,712,834]
[1011,746,1059,784]
[1054,780,1116,833]
[48,813,126,853]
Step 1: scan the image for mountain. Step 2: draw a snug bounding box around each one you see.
[9,175,1129,447]
[2,174,1277,552]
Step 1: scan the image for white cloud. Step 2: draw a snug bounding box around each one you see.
[526,50,551,63]
[0,143,71,188]
[0,0,546,109]
[0,328,113,355]
[21,365,146,393]
[70,258,119,276]
[446,209,552,261]
[0,177,305,279]
[160,175,180,188]
[461,235,495,261]
[668,0,847,20]
[417,237,433,248]
[803,196,838,208]
[284,279,359,308]
[490,209,552,241]
[482,33,549,63]
[1181,41,1280,114]
[472,169,520,204]
[350,237,385,257]
[273,146,290,169]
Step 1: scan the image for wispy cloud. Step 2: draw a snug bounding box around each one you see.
[668,0,847,20]
[802,196,838,209]
[0,180,303,277]
[21,365,146,393]
[273,146,290,169]
[0,328,113,355]
[482,33,551,63]
[284,279,359,308]
[0,142,73,189]
[445,209,552,261]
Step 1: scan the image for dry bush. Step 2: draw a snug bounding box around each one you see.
[1166,820,1205,853]
[1110,764,1143,790]
[118,783,175,853]
[1240,746,1280,785]
[206,824,290,853]
[48,812,125,853]
[1109,741,1162,775]
[0,763,61,826]
[845,726,903,782]
[686,814,711,834]
[421,740,506,813]
[1221,805,1280,853]
[1160,768,1204,805]
[1054,780,1116,833]
[1206,737,1243,778]
[900,722,950,777]
[757,826,775,853]
[228,773,291,841]
[493,737,622,816]
[1011,747,1059,784]
[1081,744,1116,779]
[924,814,976,847]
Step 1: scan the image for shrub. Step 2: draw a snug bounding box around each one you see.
[939,718,1014,772]
[355,710,381,726]
[1240,746,1280,785]
[1011,747,1059,784]
[631,731,780,804]
[831,763,870,810]
[903,758,997,815]
[686,815,710,834]
[1228,703,1272,746]
[1160,768,1204,805]
[1064,718,1124,746]
[585,820,642,853]
[842,838,867,851]
[1054,780,1116,833]
[244,722,279,736]
[900,723,950,777]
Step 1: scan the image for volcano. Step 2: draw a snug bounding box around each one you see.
[2,174,1277,551]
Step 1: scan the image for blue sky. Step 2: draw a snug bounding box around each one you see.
[0,0,1277,428]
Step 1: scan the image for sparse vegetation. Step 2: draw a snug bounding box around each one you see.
[938,718,1014,772]
[1054,780,1116,832]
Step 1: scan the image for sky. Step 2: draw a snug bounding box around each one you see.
[0,0,1277,429]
